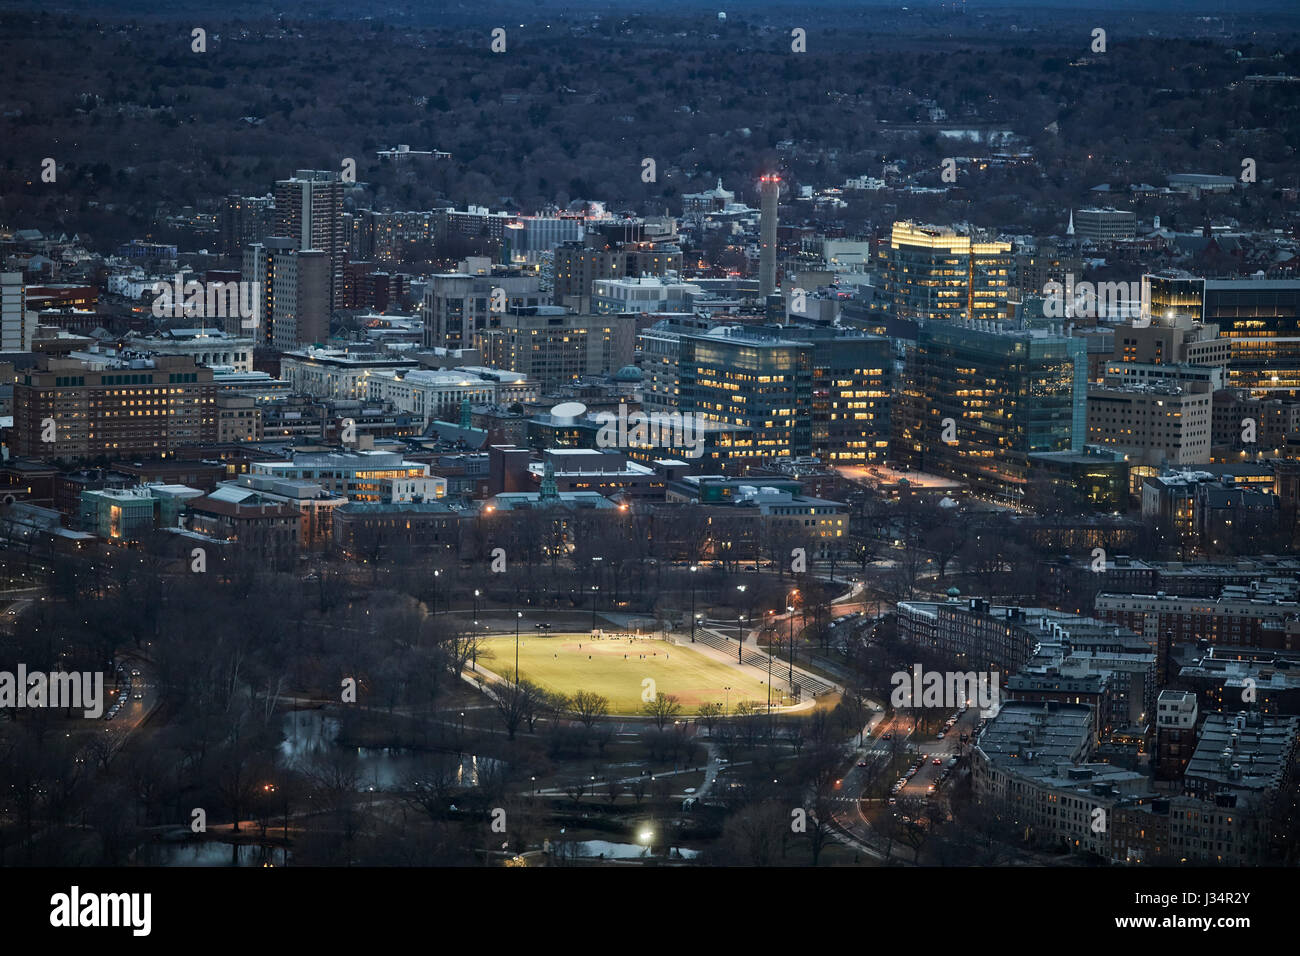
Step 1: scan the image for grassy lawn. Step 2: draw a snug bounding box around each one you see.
[477,633,775,715]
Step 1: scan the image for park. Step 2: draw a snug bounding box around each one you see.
[476,631,780,715]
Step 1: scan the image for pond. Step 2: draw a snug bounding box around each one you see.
[280,710,499,790]
[140,841,290,867]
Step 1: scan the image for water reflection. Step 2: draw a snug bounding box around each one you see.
[279,710,498,790]
[555,840,699,860]
[142,842,289,867]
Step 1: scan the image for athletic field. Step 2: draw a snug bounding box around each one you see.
[477,633,776,715]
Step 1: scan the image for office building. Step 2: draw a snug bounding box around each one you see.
[281,348,419,400]
[551,221,683,307]
[590,275,702,314]
[476,307,635,392]
[1073,207,1137,243]
[1109,312,1229,370]
[1086,377,1213,467]
[502,215,586,265]
[800,328,892,464]
[679,325,813,460]
[12,355,218,461]
[1204,279,1300,395]
[895,321,1086,501]
[419,270,547,350]
[882,221,1013,322]
[1,272,34,352]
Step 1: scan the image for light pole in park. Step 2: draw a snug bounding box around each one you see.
[788,589,800,688]
[432,568,441,614]
[787,604,796,700]
[766,623,773,721]
[689,565,698,642]
[735,584,747,662]
[515,611,523,682]
[473,588,480,620]
[591,585,600,632]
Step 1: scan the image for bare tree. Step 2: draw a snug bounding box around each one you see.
[642,692,683,730]
[569,690,610,730]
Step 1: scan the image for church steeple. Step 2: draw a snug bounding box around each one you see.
[1066,209,1075,236]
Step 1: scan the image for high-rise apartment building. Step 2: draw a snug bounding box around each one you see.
[240,239,331,350]
[1014,246,1083,301]
[347,209,445,262]
[883,221,1013,322]
[220,193,275,257]
[274,170,344,310]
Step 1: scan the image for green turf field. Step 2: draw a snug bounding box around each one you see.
[476,633,778,714]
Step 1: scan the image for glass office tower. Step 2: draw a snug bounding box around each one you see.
[679,327,813,460]
[895,321,1086,502]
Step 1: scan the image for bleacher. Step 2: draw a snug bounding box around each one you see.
[694,625,834,697]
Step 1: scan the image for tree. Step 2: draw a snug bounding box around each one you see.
[569,690,610,729]
[491,679,544,741]
[643,693,683,730]
[695,701,723,735]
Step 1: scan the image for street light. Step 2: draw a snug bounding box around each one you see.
[515,611,523,682]
[735,584,747,662]
[787,604,796,691]
[766,626,773,721]
[689,565,698,642]
[473,588,480,620]
[432,568,441,614]
[591,585,600,632]
[724,685,731,715]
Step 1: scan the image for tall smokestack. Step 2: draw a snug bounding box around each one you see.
[759,174,780,297]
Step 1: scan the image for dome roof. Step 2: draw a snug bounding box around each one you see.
[946,586,961,597]
[613,365,643,382]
